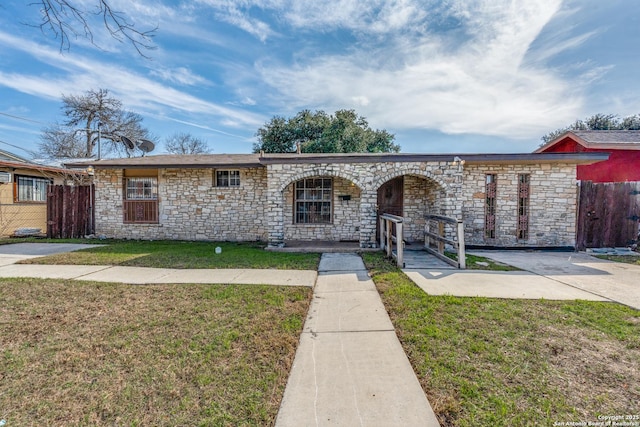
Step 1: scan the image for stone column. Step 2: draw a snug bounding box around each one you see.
[266,165,285,247]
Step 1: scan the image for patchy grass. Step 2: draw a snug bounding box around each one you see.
[444,251,521,271]
[594,254,640,266]
[17,240,320,270]
[361,252,640,427]
[0,278,312,425]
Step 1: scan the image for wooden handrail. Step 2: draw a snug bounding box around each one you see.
[424,214,466,269]
[379,213,404,268]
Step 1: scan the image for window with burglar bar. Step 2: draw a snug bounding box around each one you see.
[295,178,332,224]
[517,174,530,239]
[123,177,158,223]
[485,174,497,238]
[15,175,51,203]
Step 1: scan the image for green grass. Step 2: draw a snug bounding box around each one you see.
[594,254,640,266]
[0,278,312,425]
[361,252,640,426]
[444,251,521,271]
[16,239,320,270]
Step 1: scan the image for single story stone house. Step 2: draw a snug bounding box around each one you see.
[69,152,607,249]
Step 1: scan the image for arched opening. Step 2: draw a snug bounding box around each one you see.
[376,174,446,244]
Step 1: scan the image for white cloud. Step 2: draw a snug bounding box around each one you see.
[0,31,264,128]
[255,0,599,139]
[149,67,209,86]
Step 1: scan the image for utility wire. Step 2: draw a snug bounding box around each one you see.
[0,111,44,124]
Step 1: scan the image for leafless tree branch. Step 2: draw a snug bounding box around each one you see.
[30,0,156,57]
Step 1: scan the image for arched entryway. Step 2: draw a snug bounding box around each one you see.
[376,174,447,244]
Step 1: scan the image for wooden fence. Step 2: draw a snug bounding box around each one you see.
[576,181,640,250]
[47,185,95,238]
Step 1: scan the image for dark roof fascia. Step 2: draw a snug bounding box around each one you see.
[66,152,608,169]
[260,152,609,165]
[65,159,264,169]
[460,152,609,165]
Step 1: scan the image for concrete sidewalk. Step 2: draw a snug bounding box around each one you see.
[0,263,317,286]
[404,269,610,301]
[276,253,440,427]
[470,250,640,310]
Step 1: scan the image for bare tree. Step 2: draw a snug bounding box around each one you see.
[164,132,211,155]
[28,0,156,56]
[39,88,155,158]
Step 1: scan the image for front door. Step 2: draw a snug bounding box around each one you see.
[376,176,404,239]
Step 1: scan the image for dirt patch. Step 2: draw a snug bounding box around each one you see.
[541,324,640,417]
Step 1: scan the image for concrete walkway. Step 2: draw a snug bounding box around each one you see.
[471,250,640,310]
[276,253,439,427]
[0,243,316,286]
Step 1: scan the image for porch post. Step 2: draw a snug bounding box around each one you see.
[359,190,378,248]
[266,167,285,248]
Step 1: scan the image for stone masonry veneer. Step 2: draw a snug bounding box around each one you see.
[93,160,578,248]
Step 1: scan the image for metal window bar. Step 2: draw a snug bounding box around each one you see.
[485,174,497,239]
[124,177,158,223]
[295,178,332,224]
[517,174,530,239]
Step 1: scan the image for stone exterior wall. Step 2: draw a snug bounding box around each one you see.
[403,175,446,242]
[283,176,361,241]
[94,167,267,241]
[92,160,578,248]
[461,163,577,247]
[265,161,461,247]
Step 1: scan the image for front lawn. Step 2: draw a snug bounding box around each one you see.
[362,252,640,426]
[17,240,320,270]
[0,278,312,425]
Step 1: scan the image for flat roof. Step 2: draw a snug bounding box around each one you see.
[66,152,609,169]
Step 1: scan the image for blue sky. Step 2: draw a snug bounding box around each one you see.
[0,0,638,159]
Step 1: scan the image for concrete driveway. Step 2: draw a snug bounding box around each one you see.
[0,242,103,265]
[470,250,640,310]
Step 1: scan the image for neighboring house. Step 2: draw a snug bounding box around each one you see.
[535,130,640,248]
[0,151,78,237]
[535,130,640,182]
[68,151,606,249]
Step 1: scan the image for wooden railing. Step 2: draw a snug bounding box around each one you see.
[424,214,466,269]
[379,213,405,268]
[123,200,158,224]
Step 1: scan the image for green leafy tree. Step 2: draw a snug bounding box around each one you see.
[541,113,640,144]
[253,109,399,154]
[39,88,154,158]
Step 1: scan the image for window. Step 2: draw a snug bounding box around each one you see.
[517,174,530,239]
[485,174,497,239]
[216,170,240,187]
[295,178,332,224]
[123,177,158,223]
[15,175,51,203]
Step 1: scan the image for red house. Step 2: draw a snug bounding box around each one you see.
[536,130,640,249]
[535,130,640,183]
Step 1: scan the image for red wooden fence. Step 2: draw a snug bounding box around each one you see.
[47,185,95,238]
[576,181,640,249]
